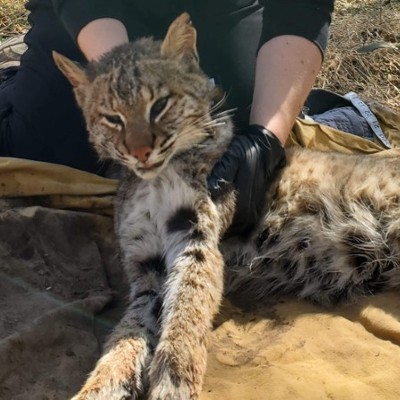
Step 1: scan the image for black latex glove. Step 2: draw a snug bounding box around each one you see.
[207,124,286,236]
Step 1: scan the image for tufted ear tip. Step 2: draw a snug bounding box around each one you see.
[161,12,199,63]
[52,51,88,87]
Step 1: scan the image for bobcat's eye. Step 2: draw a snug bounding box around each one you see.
[150,96,170,122]
[101,114,125,129]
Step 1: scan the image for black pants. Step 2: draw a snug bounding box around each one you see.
[0,0,262,174]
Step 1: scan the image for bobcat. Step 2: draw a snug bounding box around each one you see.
[54,13,400,400]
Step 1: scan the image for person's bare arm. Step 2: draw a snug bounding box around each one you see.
[250,35,322,144]
[77,18,129,61]
[208,34,324,234]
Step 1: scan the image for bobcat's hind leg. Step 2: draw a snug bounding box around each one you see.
[71,267,164,400]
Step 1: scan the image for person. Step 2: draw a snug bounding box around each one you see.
[0,0,335,233]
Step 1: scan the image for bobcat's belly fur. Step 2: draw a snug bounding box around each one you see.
[224,147,400,306]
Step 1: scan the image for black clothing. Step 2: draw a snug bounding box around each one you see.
[0,2,99,172]
[260,0,334,56]
[50,0,334,56]
[0,0,334,173]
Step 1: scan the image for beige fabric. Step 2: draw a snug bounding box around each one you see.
[1,103,400,399]
[0,157,117,215]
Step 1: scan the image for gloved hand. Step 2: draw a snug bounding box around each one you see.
[207,124,286,236]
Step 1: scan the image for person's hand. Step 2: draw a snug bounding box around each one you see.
[207,124,286,236]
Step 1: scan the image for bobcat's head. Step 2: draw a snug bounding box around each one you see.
[53,13,228,179]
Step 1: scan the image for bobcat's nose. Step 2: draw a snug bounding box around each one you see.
[131,146,152,163]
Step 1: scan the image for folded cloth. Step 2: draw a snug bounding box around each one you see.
[0,157,118,215]
[303,88,385,143]
[311,106,375,140]
[0,34,26,83]
[304,88,353,114]
[286,95,400,156]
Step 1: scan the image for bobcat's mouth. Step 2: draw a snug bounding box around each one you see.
[137,160,164,171]
[134,159,166,180]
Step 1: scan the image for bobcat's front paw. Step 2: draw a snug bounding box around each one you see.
[148,343,206,400]
[71,386,133,400]
[70,372,142,400]
[148,369,192,400]
[71,337,149,400]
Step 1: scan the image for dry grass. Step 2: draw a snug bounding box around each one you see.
[0,0,29,41]
[0,0,399,111]
[317,0,400,111]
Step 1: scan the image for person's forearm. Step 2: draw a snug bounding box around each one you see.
[77,18,129,61]
[250,35,323,145]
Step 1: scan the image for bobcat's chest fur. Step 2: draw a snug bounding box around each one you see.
[115,149,226,279]
[119,165,198,232]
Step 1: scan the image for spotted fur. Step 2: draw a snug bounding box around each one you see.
[54,12,400,400]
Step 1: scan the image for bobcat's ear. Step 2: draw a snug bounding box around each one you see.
[161,13,199,64]
[52,51,89,87]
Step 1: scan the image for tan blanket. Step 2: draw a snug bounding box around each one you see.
[1,103,400,400]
